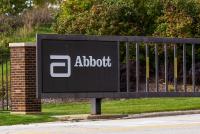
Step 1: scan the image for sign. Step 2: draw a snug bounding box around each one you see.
[37,35,120,95]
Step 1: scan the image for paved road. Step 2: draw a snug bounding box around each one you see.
[1,114,200,134]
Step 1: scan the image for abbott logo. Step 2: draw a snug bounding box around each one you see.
[50,55,112,78]
[50,55,71,77]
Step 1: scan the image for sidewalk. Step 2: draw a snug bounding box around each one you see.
[1,114,200,134]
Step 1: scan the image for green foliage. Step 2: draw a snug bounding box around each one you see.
[0,0,60,15]
[0,0,56,57]
[0,25,54,61]
[33,0,61,6]
[0,15,23,35]
[0,34,11,59]
[21,5,54,29]
[154,0,200,37]
[53,0,96,34]
[54,0,163,35]
[0,0,29,15]
[54,0,200,38]
[8,25,54,43]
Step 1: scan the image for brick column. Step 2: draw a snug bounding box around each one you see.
[9,43,41,114]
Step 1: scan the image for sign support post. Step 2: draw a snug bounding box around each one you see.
[91,98,102,115]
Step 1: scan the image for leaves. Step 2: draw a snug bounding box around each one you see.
[154,0,200,38]
[54,0,162,36]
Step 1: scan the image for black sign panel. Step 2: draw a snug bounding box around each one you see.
[37,35,119,94]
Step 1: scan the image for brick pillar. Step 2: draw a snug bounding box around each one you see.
[9,43,41,114]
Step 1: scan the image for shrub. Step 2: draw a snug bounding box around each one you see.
[0,15,23,35]
[54,0,200,37]
[154,0,200,38]
[53,0,162,35]
[22,5,54,29]
[53,0,96,34]
[0,35,11,59]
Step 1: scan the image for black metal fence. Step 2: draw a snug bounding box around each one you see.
[1,36,200,107]
[120,36,200,96]
[0,52,10,111]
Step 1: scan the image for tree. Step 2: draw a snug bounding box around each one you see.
[154,0,200,38]
[33,0,61,6]
[0,0,60,15]
[53,0,162,36]
[0,0,29,15]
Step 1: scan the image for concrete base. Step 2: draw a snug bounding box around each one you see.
[53,114,128,121]
[52,110,200,121]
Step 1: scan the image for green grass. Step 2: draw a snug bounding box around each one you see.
[0,111,55,126]
[1,97,200,126]
[43,98,200,115]
[102,98,200,114]
[10,25,55,43]
[43,102,90,115]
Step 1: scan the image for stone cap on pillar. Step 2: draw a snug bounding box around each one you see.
[9,42,35,47]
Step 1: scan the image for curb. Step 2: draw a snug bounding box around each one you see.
[52,114,128,121]
[52,110,200,121]
[126,110,200,119]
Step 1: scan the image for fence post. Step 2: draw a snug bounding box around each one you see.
[9,43,41,114]
[146,44,149,92]
[174,44,177,92]
[91,98,101,115]
[136,43,140,92]
[164,44,168,92]
[155,44,159,92]
[1,54,4,110]
[192,44,195,92]
[183,44,187,92]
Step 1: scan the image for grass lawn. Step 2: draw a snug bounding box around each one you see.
[1,97,200,126]
[0,111,55,126]
[11,25,55,42]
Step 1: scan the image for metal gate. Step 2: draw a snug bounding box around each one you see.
[0,50,10,110]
